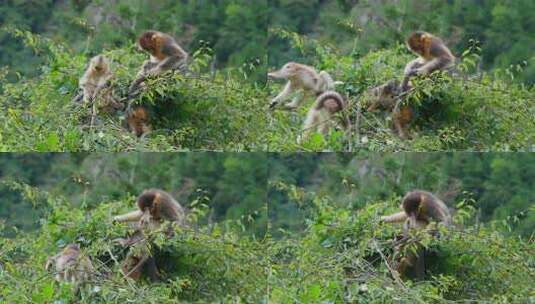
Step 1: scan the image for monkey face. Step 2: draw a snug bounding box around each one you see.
[407,32,425,54]
[366,81,399,111]
[137,31,159,53]
[268,62,297,80]
[90,55,108,73]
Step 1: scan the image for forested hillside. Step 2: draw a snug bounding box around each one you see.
[268,0,535,84]
[1,153,533,302]
[0,154,268,236]
[0,0,534,151]
[268,153,534,302]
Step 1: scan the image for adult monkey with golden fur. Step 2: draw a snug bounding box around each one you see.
[402,31,455,91]
[126,31,188,137]
[45,243,95,284]
[381,190,451,280]
[128,31,188,94]
[114,189,186,281]
[381,190,451,233]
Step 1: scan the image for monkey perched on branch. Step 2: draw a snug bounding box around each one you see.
[381,190,451,280]
[114,189,186,281]
[268,62,337,110]
[381,190,451,233]
[402,31,455,91]
[45,244,95,284]
[128,31,188,94]
[125,31,187,137]
[300,91,349,142]
[74,55,124,125]
[365,80,412,139]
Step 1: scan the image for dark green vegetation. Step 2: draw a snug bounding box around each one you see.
[0,154,268,236]
[1,153,534,302]
[0,153,268,302]
[0,0,268,152]
[268,0,535,84]
[267,1,535,151]
[1,0,267,82]
[268,153,535,302]
[1,1,534,152]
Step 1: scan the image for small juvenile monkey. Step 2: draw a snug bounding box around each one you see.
[45,244,94,284]
[79,55,112,104]
[129,31,188,94]
[365,80,412,139]
[76,55,124,123]
[268,62,336,110]
[114,189,185,281]
[402,31,455,91]
[126,106,151,137]
[300,91,349,142]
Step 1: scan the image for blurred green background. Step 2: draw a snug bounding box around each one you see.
[268,153,535,238]
[268,0,535,85]
[0,153,268,236]
[0,0,267,82]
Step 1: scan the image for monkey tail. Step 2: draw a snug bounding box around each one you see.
[318,71,335,91]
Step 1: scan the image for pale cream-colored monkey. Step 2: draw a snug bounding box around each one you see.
[77,55,124,122]
[299,91,349,143]
[268,62,337,110]
[79,55,113,104]
[45,244,94,284]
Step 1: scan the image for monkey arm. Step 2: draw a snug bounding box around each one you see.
[148,54,186,76]
[270,82,293,108]
[404,58,425,76]
[128,61,156,94]
[381,211,408,223]
[114,210,144,223]
[416,56,453,75]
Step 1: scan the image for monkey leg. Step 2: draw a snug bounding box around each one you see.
[144,256,161,282]
[283,94,305,110]
[270,82,293,109]
[395,242,426,281]
[392,106,411,139]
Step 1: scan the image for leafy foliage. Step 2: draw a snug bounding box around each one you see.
[267,30,535,151]
[0,184,268,303]
[0,30,268,152]
[269,183,535,303]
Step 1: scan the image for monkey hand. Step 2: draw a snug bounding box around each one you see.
[269,101,279,110]
[406,68,420,77]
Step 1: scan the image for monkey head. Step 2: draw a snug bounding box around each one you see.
[137,189,162,221]
[406,31,432,59]
[366,80,400,112]
[268,62,299,80]
[137,31,164,58]
[89,55,109,75]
